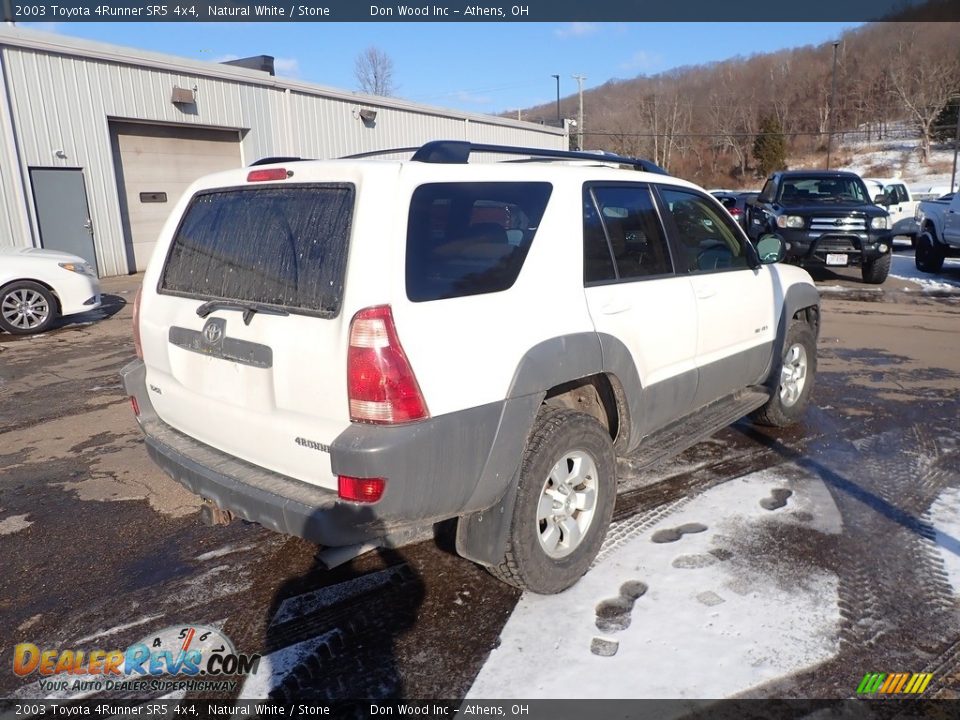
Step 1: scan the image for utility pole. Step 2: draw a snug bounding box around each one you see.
[951,100,959,193]
[573,74,586,150]
[551,74,560,125]
[826,41,840,170]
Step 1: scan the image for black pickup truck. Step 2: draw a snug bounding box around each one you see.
[745,170,893,284]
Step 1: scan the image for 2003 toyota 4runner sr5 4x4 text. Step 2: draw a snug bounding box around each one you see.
[122,141,819,594]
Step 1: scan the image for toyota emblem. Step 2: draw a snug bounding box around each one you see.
[202,319,224,344]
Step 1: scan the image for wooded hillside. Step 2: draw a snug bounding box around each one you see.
[516,22,960,188]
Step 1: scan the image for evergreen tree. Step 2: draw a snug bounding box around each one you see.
[932,96,959,143]
[753,114,787,177]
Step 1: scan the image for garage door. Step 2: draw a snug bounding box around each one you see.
[111,122,242,271]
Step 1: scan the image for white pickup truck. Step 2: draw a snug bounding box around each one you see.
[914,191,959,273]
[863,177,919,243]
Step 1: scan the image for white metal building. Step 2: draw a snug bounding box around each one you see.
[0,27,566,277]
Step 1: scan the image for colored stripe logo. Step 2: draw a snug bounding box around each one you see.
[856,672,933,694]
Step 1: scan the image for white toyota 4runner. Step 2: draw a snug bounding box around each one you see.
[122,141,819,594]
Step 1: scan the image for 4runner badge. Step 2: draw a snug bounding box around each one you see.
[202,318,225,345]
[295,437,330,453]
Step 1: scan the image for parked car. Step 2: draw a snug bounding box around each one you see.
[711,190,757,232]
[122,140,819,594]
[0,246,101,335]
[862,177,919,243]
[745,170,892,283]
[914,190,960,273]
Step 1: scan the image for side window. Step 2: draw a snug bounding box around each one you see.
[658,188,751,275]
[583,185,673,284]
[887,184,908,204]
[406,182,552,302]
[583,193,616,283]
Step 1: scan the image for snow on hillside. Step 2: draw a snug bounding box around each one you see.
[832,123,958,195]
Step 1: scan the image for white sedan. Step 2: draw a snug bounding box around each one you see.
[0,246,101,335]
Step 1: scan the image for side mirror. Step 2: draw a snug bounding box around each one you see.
[756,234,785,264]
[874,193,888,206]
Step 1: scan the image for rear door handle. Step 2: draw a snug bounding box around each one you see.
[696,287,716,300]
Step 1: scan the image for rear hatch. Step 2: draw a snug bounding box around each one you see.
[141,175,358,490]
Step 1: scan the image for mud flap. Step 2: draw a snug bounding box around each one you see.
[455,468,521,567]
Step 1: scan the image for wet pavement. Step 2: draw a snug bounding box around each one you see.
[1,258,959,700]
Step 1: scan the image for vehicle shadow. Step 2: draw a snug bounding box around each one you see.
[260,506,425,706]
[56,292,127,329]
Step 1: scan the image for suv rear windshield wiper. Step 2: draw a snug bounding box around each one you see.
[196,300,291,326]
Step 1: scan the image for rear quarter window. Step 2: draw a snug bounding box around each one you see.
[159,184,354,317]
[405,182,552,302]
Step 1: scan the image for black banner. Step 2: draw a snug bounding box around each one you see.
[2,0,960,22]
[2,699,960,720]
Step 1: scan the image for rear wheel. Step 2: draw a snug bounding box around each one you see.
[488,407,616,594]
[861,253,891,284]
[751,320,817,428]
[915,232,945,273]
[0,281,58,335]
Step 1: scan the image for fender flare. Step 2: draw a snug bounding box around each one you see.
[456,332,644,566]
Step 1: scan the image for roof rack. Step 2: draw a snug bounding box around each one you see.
[340,141,669,175]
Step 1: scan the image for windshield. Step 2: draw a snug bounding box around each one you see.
[777,177,870,205]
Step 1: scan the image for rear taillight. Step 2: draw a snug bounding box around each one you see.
[338,475,386,503]
[347,305,429,424]
[247,168,289,182]
[730,208,742,218]
[132,286,143,359]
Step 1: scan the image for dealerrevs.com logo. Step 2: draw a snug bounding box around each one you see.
[13,624,260,693]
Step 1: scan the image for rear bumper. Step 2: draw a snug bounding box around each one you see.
[121,360,520,547]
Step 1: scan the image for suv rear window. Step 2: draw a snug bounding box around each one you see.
[160,185,354,317]
[406,182,552,302]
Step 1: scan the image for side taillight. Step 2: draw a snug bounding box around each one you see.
[347,305,429,424]
[338,476,386,503]
[132,286,143,359]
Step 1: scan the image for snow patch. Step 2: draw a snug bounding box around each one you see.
[0,513,33,535]
[269,565,410,627]
[238,630,341,700]
[468,468,842,699]
[194,544,259,562]
[74,614,164,645]
[890,254,960,291]
[928,487,960,596]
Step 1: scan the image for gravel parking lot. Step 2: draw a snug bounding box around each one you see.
[1,256,959,700]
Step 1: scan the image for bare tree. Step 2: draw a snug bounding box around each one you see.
[354,46,396,96]
[888,26,960,163]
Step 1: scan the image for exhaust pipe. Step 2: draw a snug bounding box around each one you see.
[200,501,234,527]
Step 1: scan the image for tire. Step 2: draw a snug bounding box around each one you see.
[915,232,945,274]
[751,320,817,428]
[861,252,891,284]
[0,281,58,335]
[488,406,616,594]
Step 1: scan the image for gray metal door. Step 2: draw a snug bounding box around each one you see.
[30,168,98,274]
